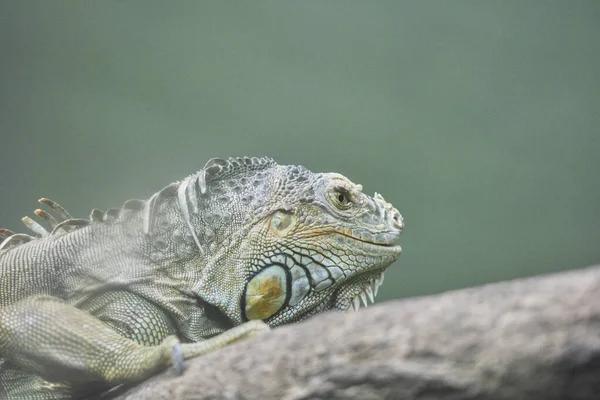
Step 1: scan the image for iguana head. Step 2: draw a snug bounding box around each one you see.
[178,157,403,328]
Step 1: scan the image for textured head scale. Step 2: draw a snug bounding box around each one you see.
[177,157,404,327]
[173,157,277,254]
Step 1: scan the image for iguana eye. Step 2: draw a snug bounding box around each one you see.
[331,187,352,210]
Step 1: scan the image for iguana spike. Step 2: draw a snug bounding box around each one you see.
[52,219,90,235]
[142,183,179,235]
[22,216,49,237]
[143,192,160,235]
[39,198,72,221]
[0,229,16,248]
[0,228,15,238]
[197,169,207,195]
[123,199,145,211]
[0,231,13,243]
[105,208,120,220]
[186,176,199,214]
[202,156,275,184]
[90,209,105,222]
[0,233,36,251]
[35,209,59,229]
[177,177,203,254]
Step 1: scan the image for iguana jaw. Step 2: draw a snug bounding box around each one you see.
[323,231,399,312]
[241,229,401,325]
[328,230,403,252]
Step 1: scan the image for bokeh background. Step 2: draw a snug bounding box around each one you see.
[1,2,599,301]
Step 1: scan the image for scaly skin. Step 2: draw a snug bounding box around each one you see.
[0,157,404,399]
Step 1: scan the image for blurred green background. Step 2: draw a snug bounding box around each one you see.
[1,2,599,302]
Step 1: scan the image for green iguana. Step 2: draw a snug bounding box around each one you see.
[0,157,404,399]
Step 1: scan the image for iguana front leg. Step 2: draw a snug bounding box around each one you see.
[0,295,268,396]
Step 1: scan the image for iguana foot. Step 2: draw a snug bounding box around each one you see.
[172,320,270,373]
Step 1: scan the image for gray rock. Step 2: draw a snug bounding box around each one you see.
[117,265,600,400]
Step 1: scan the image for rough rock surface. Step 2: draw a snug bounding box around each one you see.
[116,265,600,400]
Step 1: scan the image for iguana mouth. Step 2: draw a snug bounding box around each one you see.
[296,228,401,252]
[335,231,401,247]
[331,232,403,256]
[334,226,400,244]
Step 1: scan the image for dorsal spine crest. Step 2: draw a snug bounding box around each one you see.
[0,157,279,253]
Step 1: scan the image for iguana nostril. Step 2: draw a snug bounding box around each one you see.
[392,211,404,230]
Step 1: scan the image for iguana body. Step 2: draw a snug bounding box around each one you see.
[0,157,404,399]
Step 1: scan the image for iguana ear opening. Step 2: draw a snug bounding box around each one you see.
[243,266,290,321]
